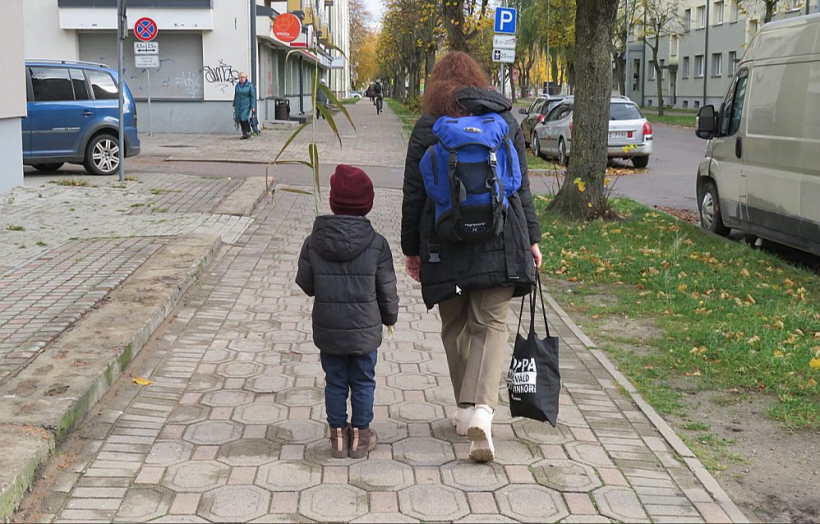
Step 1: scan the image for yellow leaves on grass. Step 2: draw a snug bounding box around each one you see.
[808,378,817,387]
[740,268,750,278]
[747,336,761,345]
[573,178,586,193]
[691,346,708,355]
[678,284,688,292]
[774,350,785,358]
[810,358,820,370]
[746,294,757,305]
[132,377,154,386]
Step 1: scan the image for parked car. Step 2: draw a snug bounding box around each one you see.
[518,95,566,145]
[694,14,820,256]
[531,96,652,168]
[23,59,140,176]
[350,91,363,99]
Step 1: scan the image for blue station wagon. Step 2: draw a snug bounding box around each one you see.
[23,60,140,176]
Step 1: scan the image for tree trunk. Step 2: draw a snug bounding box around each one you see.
[396,69,407,99]
[425,51,436,84]
[547,0,619,220]
[443,0,469,51]
[613,52,626,95]
[764,0,776,23]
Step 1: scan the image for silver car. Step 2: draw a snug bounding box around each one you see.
[532,96,653,168]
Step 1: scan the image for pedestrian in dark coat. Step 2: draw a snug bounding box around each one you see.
[401,52,542,463]
[316,79,328,119]
[296,164,399,460]
[233,72,257,139]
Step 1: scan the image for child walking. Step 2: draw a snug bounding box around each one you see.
[296,165,399,458]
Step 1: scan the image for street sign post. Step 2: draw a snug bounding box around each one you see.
[492,48,515,64]
[494,7,517,34]
[134,41,158,55]
[133,20,158,136]
[493,34,516,50]
[135,55,159,69]
[494,6,517,97]
[117,0,127,181]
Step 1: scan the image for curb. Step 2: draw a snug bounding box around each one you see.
[213,176,269,217]
[541,291,750,524]
[0,235,221,522]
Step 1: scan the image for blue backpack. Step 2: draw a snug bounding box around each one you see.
[421,113,522,245]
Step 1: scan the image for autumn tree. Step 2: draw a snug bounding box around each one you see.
[349,0,372,89]
[739,0,784,23]
[442,0,493,52]
[547,0,620,219]
[638,0,684,115]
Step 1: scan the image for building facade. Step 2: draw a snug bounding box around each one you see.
[23,0,351,133]
[626,0,819,109]
[0,0,26,194]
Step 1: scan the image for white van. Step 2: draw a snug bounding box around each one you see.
[695,14,820,256]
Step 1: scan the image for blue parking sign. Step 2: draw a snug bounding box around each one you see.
[494,7,517,34]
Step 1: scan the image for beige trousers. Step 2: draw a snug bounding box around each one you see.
[438,287,515,409]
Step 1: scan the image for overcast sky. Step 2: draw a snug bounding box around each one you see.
[363,0,384,28]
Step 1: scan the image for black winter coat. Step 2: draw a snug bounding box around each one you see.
[296,215,399,356]
[401,87,542,308]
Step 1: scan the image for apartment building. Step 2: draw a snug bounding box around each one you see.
[626,0,819,109]
[0,0,26,193]
[23,0,351,133]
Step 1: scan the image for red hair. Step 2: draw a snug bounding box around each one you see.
[423,52,490,117]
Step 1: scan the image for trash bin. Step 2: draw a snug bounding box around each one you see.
[275,98,290,121]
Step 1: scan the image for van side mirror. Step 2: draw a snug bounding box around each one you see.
[518,108,528,115]
[696,105,716,140]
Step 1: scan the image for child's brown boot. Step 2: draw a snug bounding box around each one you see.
[329,425,350,459]
[349,427,378,459]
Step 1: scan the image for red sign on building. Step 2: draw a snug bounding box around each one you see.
[272,13,302,43]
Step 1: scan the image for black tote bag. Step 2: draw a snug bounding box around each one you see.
[507,274,561,426]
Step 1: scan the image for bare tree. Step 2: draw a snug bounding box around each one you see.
[739,0,783,24]
[638,0,684,116]
[612,0,640,95]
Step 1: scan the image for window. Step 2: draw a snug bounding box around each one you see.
[671,36,679,57]
[714,1,724,24]
[683,56,691,78]
[683,100,689,108]
[529,99,545,114]
[695,100,701,108]
[695,55,705,78]
[730,0,739,22]
[649,61,657,81]
[30,67,75,102]
[633,59,641,82]
[69,69,90,100]
[712,53,723,76]
[85,70,119,100]
[720,70,748,136]
[610,103,644,120]
[697,5,706,27]
[685,9,692,30]
[729,51,738,74]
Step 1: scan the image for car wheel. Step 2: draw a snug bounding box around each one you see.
[83,134,120,176]
[632,156,649,168]
[699,180,731,237]
[532,135,542,159]
[31,163,65,172]
[558,138,569,167]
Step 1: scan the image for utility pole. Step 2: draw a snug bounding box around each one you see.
[625,0,630,98]
[546,0,550,94]
[117,0,127,182]
[703,2,710,106]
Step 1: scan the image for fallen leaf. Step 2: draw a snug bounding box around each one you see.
[808,379,817,387]
[740,268,750,277]
[132,377,154,386]
[747,336,761,345]
[685,370,702,377]
[773,350,784,358]
[746,294,756,305]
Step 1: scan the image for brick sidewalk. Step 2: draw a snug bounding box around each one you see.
[138,100,408,168]
[21,187,747,523]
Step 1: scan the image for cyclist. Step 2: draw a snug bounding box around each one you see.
[373,80,384,115]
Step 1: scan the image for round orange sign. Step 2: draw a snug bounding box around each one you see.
[273,13,302,43]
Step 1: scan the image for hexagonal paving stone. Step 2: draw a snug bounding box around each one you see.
[286,362,324,378]
[265,330,306,344]
[247,374,294,394]
[430,418,463,443]
[386,374,437,391]
[267,420,326,444]
[254,288,290,299]
[398,485,469,522]
[349,460,414,491]
[254,352,283,366]
[277,387,324,407]
[240,320,281,333]
[351,514,419,523]
[199,485,270,523]
[228,339,270,353]
[216,361,264,378]
[531,459,602,493]
[389,402,444,424]
[513,419,572,445]
[410,320,443,333]
[217,439,280,466]
[202,349,233,364]
[299,485,368,522]
[183,421,243,446]
[146,440,194,466]
[393,438,455,467]
[455,516,518,524]
[419,359,450,376]
[187,374,225,393]
[424,385,457,406]
[256,461,322,491]
[163,461,230,493]
[593,486,650,523]
[248,303,287,314]
[374,386,403,406]
[565,442,615,468]
[441,461,508,491]
[293,341,320,355]
[383,350,431,364]
[168,405,210,425]
[249,516,316,523]
[370,418,408,444]
[493,439,543,465]
[151,517,209,523]
[233,402,288,425]
[116,487,173,521]
[270,310,311,323]
[495,485,568,523]
[303,439,367,466]
[560,516,612,523]
[201,390,254,407]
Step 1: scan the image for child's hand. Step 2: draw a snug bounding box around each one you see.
[405,256,421,282]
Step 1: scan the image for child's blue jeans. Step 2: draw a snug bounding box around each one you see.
[320,350,378,430]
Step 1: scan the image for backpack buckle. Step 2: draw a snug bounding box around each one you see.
[488,151,497,167]
[448,151,457,169]
[429,243,441,263]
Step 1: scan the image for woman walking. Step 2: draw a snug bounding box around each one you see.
[401,52,543,462]
[233,72,257,139]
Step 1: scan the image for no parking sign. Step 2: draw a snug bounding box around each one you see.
[134,17,158,42]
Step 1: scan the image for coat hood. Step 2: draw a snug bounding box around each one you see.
[312,215,376,262]
[456,87,513,116]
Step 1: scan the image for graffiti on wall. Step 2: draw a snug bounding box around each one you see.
[203,59,240,93]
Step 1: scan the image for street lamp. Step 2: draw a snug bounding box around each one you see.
[625,0,631,98]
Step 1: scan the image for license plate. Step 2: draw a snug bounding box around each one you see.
[609,131,629,139]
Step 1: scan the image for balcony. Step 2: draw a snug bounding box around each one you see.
[58,0,212,6]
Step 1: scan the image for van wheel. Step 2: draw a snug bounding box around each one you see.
[84,134,120,176]
[699,180,730,237]
[32,163,65,172]
[632,156,649,168]
[532,135,543,159]
[558,138,569,167]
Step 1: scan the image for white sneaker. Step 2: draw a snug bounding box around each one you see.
[467,405,495,462]
[452,406,475,436]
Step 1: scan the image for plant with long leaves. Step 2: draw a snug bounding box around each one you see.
[265,3,356,216]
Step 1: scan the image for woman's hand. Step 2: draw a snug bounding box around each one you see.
[405,256,421,282]
[531,244,543,268]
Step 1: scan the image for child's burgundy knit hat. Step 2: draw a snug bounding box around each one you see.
[329,164,374,217]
